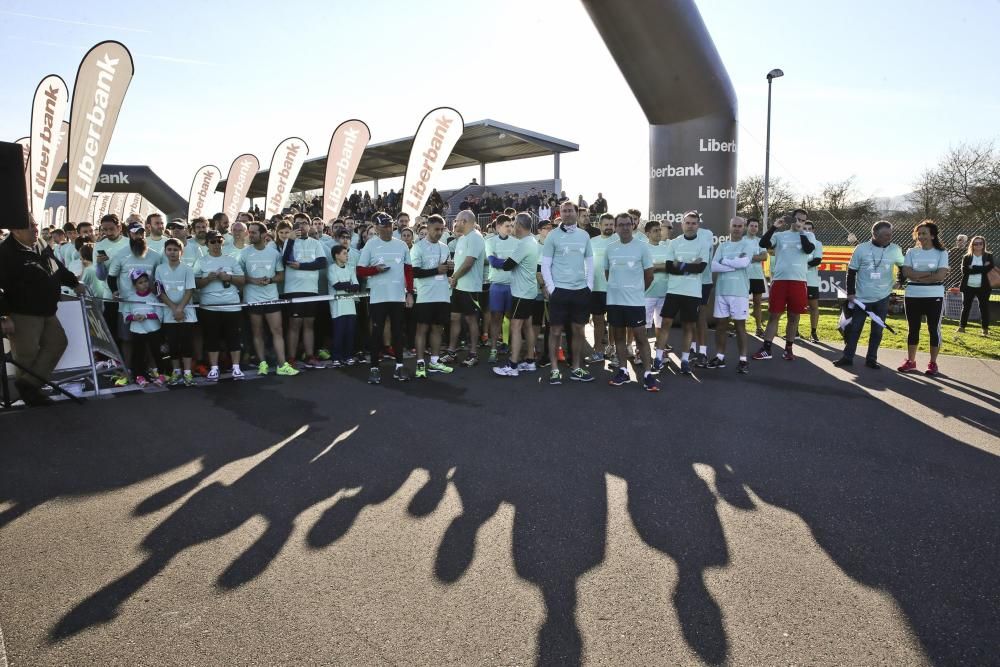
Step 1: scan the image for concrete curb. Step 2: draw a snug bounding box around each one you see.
[0,618,8,667]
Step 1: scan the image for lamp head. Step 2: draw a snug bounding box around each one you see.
[767,68,785,81]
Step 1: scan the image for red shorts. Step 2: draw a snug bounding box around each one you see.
[768,280,808,314]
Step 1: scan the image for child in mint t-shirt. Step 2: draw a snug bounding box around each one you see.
[328,246,360,367]
[124,270,166,388]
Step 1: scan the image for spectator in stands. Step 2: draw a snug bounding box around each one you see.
[958,236,993,337]
[592,192,608,215]
[538,201,552,221]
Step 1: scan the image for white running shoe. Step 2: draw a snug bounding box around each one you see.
[232,367,245,381]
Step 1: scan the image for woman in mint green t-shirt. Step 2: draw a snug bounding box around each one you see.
[899,221,950,376]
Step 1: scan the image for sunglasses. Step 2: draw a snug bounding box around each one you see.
[207,239,223,245]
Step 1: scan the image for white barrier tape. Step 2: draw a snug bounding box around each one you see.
[81,291,371,309]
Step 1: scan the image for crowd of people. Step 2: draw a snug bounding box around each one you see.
[0,197,995,405]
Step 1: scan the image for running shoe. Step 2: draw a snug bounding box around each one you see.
[461,355,479,368]
[492,364,519,377]
[383,346,396,360]
[258,361,270,376]
[428,361,454,374]
[538,357,551,368]
[151,374,167,387]
[782,348,795,361]
[167,370,184,386]
[833,357,853,367]
[865,359,881,370]
[516,361,537,372]
[135,375,149,388]
[608,368,630,386]
[737,360,749,375]
[368,367,381,384]
[415,361,428,379]
[488,349,498,364]
[897,359,917,373]
[112,373,130,387]
[755,327,766,337]
[207,368,220,382]
[548,369,563,385]
[924,362,939,377]
[304,356,325,368]
[809,332,820,344]
[276,362,300,376]
[752,347,772,360]
[183,371,196,386]
[694,353,709,368]
[194,363,209,377]
[479,334,489,347]
[497,343,510,355]
[394,366,410,381]
[569,368,594,382]
[590,352,605,362]
[650,358,664,374]
[642,374,661,392]
[403,348,416,359]
[330,360,342,368]
[317,349,332,361]
[706,357,726,369]
[345,358,356,367]
[439,351,458,364]
[232,367,245,381]
[680,360,693,375]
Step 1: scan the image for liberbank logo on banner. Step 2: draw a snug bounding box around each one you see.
[700,138,736,152]
[67,41,134,223]
[188,165,221,220]
[323,120,370,222]
[400,107,464,220]
[223,154,260,221]
[265,138,309,219]
[650,163,704,178]
[698,186,736,199]
[29,75,69,217]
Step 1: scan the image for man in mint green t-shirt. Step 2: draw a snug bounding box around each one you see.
[802,220,825,342]
[485,214,518,362]
[709,216,757,374]
[834,220,905,369]
[588,213,616,361]
[409,215,455,378]
[604,213,659,391]
[446,210,486,367]
[492,213,542,377]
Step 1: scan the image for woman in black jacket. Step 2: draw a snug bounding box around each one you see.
[958,236,993,336]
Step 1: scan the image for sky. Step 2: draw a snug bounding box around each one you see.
[3,0,1000,214]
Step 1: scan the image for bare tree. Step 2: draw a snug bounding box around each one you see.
[906,170,946,219]
[926,142,1000,218]
[736,175,796,220]
[816,177,877,219]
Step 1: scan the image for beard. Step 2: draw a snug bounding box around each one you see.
[130,238,147,255]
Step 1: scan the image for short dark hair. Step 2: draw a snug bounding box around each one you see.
[792,208,808,217]
[427,214,445,226]
[100,214,120,225]
[146,213,162,225]
[598,213,614,223]
[164,238,183,251]
[644,221,660,233]
[332,245,348,258]
[746,217,760,224]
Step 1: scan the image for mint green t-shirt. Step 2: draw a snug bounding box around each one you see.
[589,235,614,292]
[358,236,410,304]
[806,240,824,288]
[665,235,711,298]
[604,239,653,307]
[327,263,358,318]
[108,249,162,314]
[454,229,486,293]
[847,241,904,303]
[697,227,715,285]
[154,262,198,323]
[239,245,283,304]
[486,234,518,285]
[714,237,758,297]
[182,239,206,270]
[745,236,766,280]
[194,254,244,312]
[81,265,111,300]
[644,240,671,298]
[903,247,948,298]
[770,230,817,282]
[283,237,326,295]
[146,236,167,256]
[509,236,541,300]
[541,224,593,290]
[410,238,451,304]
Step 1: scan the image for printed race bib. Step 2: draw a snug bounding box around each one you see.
[870,272,881,280]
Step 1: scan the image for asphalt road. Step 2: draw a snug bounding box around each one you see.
[1,337,998,666]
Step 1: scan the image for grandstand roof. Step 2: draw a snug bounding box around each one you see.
[218,119,578,198]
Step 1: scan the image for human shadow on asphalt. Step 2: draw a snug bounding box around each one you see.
[40,343,1000,666]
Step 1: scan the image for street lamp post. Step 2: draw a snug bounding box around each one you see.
[763,68,784,228]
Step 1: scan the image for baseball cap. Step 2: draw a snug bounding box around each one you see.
[128,268,149,283]
[205,230,223,243]
[127,222,145,235]
[167,219,186,230]
[373,212,393,227]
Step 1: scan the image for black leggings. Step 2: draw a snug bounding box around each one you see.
[904,297,943,347]
[162,323,195,359]
[960,286,991,330]
[369,302,405,367]
[130,330,162,375]
[200,309,242,352]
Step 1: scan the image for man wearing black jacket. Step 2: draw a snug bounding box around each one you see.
[0,223,86,406]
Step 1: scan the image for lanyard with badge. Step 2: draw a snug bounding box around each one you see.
[868,244,888,281]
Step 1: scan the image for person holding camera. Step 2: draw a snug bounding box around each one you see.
[0,222,86,406]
